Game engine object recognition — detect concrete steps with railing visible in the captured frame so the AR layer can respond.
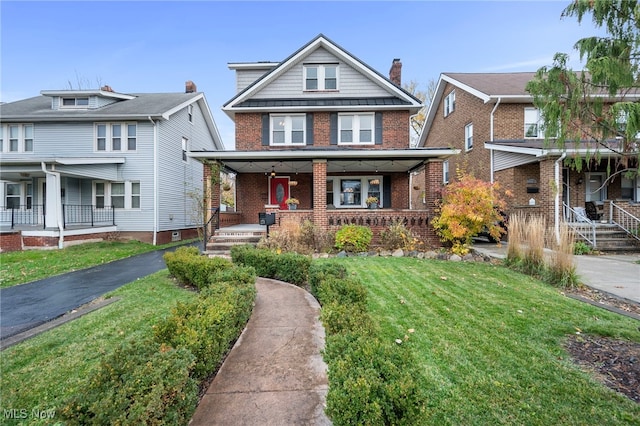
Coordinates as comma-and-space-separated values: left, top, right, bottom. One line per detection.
575, 223, 640, 252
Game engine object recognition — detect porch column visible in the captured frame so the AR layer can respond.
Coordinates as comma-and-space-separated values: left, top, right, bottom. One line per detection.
44, 172, 61, 229
204, 161, 221, 231
539, 158, 555, 226
423, 160, 444, 246
312, 159, 327, 230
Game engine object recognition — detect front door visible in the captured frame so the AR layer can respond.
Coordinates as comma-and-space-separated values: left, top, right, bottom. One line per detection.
269, 177, 289, 210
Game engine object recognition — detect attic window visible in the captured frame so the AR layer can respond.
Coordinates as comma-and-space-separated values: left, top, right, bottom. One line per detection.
61, 97, 89, 107
304, 64, 338, 91
444, 90, 455, 117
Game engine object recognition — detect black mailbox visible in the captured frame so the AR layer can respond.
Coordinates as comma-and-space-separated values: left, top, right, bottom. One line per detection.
259, 212, 276, 226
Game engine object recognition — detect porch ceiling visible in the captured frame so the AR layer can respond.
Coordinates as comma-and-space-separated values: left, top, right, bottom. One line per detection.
189, 148, 458, 174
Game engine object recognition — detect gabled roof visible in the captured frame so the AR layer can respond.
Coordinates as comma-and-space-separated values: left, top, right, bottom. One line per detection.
223, 34, 422, 119
417, 72, 537, 147
0, 91, 224, 150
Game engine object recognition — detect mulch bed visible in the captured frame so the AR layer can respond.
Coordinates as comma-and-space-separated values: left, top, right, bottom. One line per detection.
564, 287, 640, 404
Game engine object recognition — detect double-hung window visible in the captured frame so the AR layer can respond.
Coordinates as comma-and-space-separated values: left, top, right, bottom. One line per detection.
94, 181, 141, 209
524, 108, 543, 138
327, 176, 384, 208
271, 115, 305, 145
96, 123, 137, 152
339, 113, 373, 145
182, 137, 188, 162
304, 64, 338, 91
465, 123, 473, 151
188, 104, 193, 123
1, 124, 34, 153
5, 183, 21, 208
444, 90, 456, 117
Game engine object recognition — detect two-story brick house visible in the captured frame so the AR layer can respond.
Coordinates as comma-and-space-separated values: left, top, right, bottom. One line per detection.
191, 34, 458, 245
418, 72, 640, 248
0, 82, 224, 251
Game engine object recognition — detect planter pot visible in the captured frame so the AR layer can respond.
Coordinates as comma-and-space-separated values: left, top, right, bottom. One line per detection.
368, 204, 378, 209
288, 204, 297, 210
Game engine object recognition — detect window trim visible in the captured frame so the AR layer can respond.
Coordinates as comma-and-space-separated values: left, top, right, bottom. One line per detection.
95, 122, 137, 152
465, 123, 473, 151
443, 160, 450, 184
93, 181, 141, 210
188, 104, 193, 123
327, 175, 383, 208
60, 97, 89, 108
1, 124, 34, 153
303, 63, 339, 91
182, 137, 189, 162
270, 114, 306, 146
337, 113, 375, 145
444, 90, 456, 117
524, 107, 543, 138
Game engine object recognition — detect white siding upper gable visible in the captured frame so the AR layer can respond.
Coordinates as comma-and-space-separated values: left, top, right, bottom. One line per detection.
251, 47, 390, 100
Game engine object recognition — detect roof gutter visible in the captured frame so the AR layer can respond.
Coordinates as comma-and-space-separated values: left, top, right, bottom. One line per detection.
41, 162, 64, 249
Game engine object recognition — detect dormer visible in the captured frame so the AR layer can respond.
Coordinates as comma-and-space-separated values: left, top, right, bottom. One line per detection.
40, 86, 136, 111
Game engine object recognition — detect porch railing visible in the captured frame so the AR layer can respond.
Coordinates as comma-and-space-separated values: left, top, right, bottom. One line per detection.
63, 205, 115, 227
609, 201, 640, 243
563, 203, 597, 247
0, 205, 45, 229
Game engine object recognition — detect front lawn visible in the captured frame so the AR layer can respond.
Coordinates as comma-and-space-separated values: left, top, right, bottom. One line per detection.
340, 257, 640, 425
0, 271, 198, 425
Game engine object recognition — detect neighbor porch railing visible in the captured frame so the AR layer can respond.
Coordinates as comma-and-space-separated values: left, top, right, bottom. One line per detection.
0, 205, 45, 229
609, 201, 640, 243
563, 203, 597, 247
63, 204, 115, 227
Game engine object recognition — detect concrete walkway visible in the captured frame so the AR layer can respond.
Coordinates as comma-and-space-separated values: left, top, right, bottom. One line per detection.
472, 241, 640, 304
190, 278, 331, 426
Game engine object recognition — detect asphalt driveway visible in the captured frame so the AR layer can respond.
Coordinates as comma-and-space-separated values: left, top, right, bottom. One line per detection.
0, 243, 199, 340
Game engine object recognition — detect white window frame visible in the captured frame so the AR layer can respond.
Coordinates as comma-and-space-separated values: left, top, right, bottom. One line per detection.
188, 104, 193, 123
270, 115, 306, 146
465, 123, 473, 151
1, 124, 34, 153
60, 97, 89, 108
327, 176, 383, 208
93, 181, 140, 209
4, 183, 22, 208
338, 113, 374, 145
443, 160, 450, 184
524, 107, 543, 138
182, 137, 189, 162
95, 122, 137, 152
444, 90, 456, 117
304, 64, 339, 91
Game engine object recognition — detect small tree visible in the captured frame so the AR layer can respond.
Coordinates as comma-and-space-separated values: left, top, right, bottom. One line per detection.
431, 170, 510, 255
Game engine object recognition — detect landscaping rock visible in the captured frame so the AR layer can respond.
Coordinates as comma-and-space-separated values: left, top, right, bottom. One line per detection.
392, 249, 404, 257
449, 254, 462, 262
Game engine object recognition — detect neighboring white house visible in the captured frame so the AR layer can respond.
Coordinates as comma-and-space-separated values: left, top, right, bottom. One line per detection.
0, 82, 224, 250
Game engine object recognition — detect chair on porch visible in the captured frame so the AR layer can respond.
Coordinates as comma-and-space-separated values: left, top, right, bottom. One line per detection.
584, 201, 602, 221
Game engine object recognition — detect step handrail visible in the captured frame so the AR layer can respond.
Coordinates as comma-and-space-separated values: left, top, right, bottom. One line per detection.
563, 203, 597, 247
610, 202, 640, 243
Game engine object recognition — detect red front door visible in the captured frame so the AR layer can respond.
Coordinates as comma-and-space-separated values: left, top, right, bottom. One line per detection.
270, 177, 289, 210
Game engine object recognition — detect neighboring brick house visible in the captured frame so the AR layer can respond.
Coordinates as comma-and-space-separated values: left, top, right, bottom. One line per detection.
418, 72, 640, 240
191, 34, 458, 245
0, 82, 224, 251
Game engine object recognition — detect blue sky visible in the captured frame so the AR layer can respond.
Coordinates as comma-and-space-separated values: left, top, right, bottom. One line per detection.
1, 1, 603, 148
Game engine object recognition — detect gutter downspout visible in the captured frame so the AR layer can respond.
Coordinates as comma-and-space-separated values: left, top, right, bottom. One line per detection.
149, 116, 158, 245
554, 153, 567, 244
41, 162, 64, 249
489, 98, 501, 184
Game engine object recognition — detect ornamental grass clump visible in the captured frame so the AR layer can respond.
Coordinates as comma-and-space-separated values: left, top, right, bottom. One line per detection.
545, 223, 578, 288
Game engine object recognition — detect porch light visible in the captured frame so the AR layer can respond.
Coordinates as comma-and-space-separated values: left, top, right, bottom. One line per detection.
270, 166, 276, 177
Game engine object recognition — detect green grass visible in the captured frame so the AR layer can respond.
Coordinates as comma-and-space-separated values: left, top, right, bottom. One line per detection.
338, 256, 640, 425
0, 271, 197, 425
0, 239, 197, 288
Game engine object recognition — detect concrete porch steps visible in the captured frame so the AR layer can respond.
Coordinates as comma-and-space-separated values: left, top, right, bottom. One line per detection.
204, 226, 267, 257
575, 223, 640, 252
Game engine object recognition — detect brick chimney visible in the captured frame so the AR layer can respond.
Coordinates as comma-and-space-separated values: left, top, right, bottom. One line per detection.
389, 59, 402, 86
185, 80, 197, 93
100, 85, 114, 92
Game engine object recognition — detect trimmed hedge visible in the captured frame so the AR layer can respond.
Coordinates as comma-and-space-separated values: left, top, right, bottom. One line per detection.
62, 247, 257, 425
61, 340, 198, 425
310, 261, 427, 425
230, 244, 311, 286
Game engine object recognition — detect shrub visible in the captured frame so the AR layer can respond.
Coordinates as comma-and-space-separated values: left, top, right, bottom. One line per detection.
320, 302, 376, 336
61, 340, 198, 425
573, 240, 592, 255
335, 224, 373, 253
164, 246, 233, 290
154, 278, 256, 380
316, 275, 368, 309
323, 333, 427, 426
380, 220, 421, 251
308, 261, 347, 297
300, 219, 335, 253
231, 245, 311, 286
